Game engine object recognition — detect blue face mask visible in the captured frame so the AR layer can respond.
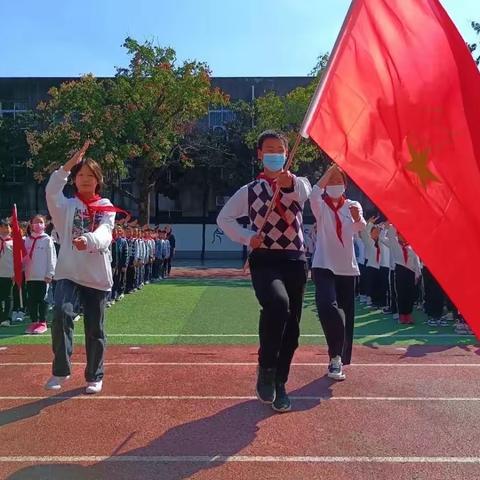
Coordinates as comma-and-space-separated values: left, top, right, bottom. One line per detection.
263, 153, 286, 172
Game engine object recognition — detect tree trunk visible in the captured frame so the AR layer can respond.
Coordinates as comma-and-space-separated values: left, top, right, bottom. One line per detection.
138, 187, 151, 225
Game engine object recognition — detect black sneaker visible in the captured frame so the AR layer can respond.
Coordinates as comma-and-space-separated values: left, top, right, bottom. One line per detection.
256, 367, 276, 404
272, 383, 291, 413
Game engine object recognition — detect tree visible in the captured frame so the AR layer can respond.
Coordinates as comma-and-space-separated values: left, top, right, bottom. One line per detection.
468, 21, 480, 65
27, 37, 227, 223
237, 52, 331, 180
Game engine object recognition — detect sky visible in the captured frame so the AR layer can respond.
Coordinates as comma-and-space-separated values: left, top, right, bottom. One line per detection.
1, 0, 478, 77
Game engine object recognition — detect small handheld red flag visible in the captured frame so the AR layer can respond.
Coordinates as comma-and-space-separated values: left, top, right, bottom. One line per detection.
11, 204, 26, 290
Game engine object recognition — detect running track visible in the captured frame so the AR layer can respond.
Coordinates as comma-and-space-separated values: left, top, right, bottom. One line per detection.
1, 344, 480, 479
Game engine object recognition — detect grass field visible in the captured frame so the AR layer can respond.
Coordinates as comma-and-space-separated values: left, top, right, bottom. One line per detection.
0, 278, 476, 347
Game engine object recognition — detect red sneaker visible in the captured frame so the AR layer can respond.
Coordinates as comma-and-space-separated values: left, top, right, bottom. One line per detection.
405, 314, 415, 324
25, 322, 39, 334
32, 322, 48, 334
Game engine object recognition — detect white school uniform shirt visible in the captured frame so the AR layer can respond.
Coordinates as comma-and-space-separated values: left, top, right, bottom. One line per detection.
23, 233, 57, 281
0, 236, 13, 278
309, 186, 366, 276
360, 223, 381, 269
382, 225, 422, 278
46, 168, 115, 291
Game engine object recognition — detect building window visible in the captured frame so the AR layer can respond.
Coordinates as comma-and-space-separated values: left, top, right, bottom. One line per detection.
208, 108, 235, 129
0, 101, 29, 119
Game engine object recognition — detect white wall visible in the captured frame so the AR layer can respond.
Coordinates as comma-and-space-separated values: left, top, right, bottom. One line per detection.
171, 223, 315, 255
172, 224, 243, 253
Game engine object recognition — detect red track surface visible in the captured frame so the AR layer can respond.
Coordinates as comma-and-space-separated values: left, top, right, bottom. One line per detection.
1, 345, 480, 479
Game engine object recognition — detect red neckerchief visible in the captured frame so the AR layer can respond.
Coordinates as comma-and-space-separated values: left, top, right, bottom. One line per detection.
0, 236, 12, 256
257, 173, 288, 222
28, 234, 46, 259
322, 193, 346, 246
374, 239, 381, 263
75, 193, 128, 232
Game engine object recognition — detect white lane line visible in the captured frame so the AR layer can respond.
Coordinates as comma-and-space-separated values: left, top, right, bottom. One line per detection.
1, 362, 480, 367
0, 333, 475, 338
0, 455, 479, 464
0, 395, 480, 401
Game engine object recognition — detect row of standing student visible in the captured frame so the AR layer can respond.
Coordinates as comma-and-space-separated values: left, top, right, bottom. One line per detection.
109, 225, 174, 306
354, 221, 471, 333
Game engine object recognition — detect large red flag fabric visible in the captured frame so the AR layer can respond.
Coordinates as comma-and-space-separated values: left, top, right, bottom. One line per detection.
11, 205, 26, 290
301, 0, 480, 336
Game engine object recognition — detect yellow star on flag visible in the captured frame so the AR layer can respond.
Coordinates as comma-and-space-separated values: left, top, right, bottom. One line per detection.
406, 141, 440, 189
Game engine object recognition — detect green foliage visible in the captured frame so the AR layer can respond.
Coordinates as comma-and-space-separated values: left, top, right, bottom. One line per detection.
468, 21, 480, 65
26, 37, 228, 221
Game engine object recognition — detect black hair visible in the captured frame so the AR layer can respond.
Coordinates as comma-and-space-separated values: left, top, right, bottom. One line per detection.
256, 130, 289, 151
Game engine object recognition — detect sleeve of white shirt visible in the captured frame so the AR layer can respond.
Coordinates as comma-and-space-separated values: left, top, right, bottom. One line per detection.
309, 185, 324, 222
83, 211, 115, 252
46, 237, 57, 279
45, 168, 70, 238
281, 176, 312, 204
217, 185, 255, 247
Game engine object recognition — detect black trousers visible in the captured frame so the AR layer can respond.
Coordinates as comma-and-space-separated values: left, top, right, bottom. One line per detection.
388, 270, 398, 313
250, 260, 307, 384
423, 268, 444, 319
358, 262, 367, 296
126, 265, 136, 292
166, 253, 174, 275
376, 267, 390, 308
51, 279, 108, 382
0, 277, 12, 322
312, 268, 356, 365
112, 269, 126, 299
12, 276, 26, 312
26, 280, 48, 322
395, 265, 416, 315
365, 266, 380, 303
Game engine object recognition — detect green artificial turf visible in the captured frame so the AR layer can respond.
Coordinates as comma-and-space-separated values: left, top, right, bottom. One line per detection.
0, 278, 476, 347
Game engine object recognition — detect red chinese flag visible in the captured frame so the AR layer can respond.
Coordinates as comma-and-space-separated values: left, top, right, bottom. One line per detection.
11, 205, 26, 289
301, 0, 480, 335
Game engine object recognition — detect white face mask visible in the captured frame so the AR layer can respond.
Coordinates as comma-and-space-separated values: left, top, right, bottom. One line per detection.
325, 185, 345, 199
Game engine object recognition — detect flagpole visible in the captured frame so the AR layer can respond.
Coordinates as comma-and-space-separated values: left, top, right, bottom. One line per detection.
243, 133, 303, 272
300, 0, 358, 138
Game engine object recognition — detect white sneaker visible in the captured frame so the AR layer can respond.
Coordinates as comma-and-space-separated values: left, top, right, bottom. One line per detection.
45, 375, 70, 390
327, 356, 346, 381
85, 380, 103, 394
118, 294, 125, 300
